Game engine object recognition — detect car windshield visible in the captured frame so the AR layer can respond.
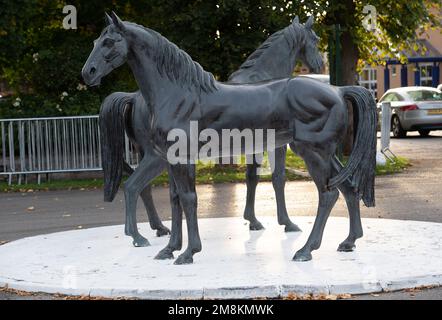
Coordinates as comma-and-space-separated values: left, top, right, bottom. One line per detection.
406, 90, 442, 101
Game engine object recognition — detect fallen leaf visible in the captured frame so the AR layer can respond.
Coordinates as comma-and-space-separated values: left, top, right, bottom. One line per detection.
285, 292, 300, 300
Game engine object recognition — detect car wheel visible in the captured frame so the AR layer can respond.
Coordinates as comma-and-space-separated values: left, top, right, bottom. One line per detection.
418, 129, 430, 137
392, 116, 407, 138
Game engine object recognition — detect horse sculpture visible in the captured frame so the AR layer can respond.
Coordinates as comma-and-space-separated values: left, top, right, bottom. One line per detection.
82, 13, 377, 264
99, 16, 319, 247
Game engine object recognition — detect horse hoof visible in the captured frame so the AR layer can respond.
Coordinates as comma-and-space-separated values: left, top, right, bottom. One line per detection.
249, 220, 265, 231
284, 223, 302, 233
174, 254, 193, 265
132, 236, 150, 247
155, 248, 174, 260
156, 227, 171, 237
337, 241, 356, 252
293, 250, 312, 262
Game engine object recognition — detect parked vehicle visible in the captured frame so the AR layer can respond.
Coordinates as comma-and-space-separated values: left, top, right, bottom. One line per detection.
377, 86, 442, 138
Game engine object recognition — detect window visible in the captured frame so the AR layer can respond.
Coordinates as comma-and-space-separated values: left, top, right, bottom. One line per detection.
406, 90, 442, 101
358, 67, 377, 98
380, 93, 403, 103
381, 93, 392, 102
419, 63, 433, 87
391, 93, 403, 101
381, 93, 394, 102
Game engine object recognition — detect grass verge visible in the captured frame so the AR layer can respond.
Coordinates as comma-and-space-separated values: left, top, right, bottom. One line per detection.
0, 151, 410, 192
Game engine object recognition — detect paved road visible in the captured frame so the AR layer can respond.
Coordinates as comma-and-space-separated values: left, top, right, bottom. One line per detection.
1, 131, 441, 300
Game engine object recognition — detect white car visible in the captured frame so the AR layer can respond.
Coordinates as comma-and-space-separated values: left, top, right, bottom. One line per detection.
377, 86, 442, 138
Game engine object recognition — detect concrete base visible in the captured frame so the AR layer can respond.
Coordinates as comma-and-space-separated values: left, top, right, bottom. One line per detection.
0, 216, 441, 299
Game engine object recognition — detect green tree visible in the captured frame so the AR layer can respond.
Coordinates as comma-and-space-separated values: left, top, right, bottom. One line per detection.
0, 0, 139, 117
0, 0, 440, 118
0, 0, 298, 116
125, 0, 300, 81
301, 0, 441, 85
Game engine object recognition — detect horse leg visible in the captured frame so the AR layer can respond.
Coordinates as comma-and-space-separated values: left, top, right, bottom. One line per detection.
270, 146, 301, 232
336, 176, 363, 252
243, 157, 264, 230
292, 146, 339, 262
139, 184, 171, 237
155, 172, 183, 260
124, 156, 164, 247
168, 164, 201, 265
123, 160, 170, 237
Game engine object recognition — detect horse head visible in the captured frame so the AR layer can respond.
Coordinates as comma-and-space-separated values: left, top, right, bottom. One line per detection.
82, 12, 129, 86
295, 15, 323, 74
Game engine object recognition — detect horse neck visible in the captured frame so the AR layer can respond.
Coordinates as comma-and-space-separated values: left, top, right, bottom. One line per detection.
230, 36, 300, 83
127, 46, 186, 118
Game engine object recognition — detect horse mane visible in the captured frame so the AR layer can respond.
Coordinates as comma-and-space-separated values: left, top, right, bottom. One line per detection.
235, 22, 306, 72
127, 23, 217, 93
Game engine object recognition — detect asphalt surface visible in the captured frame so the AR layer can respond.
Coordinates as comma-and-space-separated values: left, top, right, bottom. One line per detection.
1, 131, 441, 300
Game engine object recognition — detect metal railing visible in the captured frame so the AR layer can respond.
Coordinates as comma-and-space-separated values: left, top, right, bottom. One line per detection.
0, 115, 139, 184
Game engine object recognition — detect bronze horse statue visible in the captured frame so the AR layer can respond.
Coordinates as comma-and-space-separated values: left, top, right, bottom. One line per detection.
99, 16, 316, 246
83, 13, 376, 264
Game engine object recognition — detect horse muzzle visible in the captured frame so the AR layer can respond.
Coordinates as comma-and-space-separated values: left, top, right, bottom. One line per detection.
81, 63, 102, 86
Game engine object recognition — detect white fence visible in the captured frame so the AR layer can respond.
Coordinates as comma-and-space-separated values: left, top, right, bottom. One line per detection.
2, 102, 395, 184
0, 115, 139, 184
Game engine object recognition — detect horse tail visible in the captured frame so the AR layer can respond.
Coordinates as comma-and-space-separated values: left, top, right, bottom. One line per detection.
99, 92, 135, 202
328, 86, 377, 207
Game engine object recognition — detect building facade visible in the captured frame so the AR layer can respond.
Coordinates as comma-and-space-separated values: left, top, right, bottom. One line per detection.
359, 27, 442, 100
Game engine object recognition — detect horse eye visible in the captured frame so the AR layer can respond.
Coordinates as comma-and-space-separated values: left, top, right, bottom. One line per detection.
103, 38, 115, 47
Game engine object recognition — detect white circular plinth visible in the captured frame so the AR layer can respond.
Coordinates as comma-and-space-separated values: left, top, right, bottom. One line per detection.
0, 217, 441, 299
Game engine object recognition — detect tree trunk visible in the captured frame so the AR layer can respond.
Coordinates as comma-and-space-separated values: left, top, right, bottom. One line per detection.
340, 28, 359, 155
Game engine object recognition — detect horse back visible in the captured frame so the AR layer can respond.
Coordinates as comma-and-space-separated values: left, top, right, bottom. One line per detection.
287, 77, 345, 123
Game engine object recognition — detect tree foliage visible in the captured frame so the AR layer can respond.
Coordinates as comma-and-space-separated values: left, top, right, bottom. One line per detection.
0, 0, 440, 117
300, 0, 441, 84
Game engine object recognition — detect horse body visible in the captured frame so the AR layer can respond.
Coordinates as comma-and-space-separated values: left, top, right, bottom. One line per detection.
205, 77, 343, 132
100, 17, 316, 243
146, 76, 346, 162
84, 13, 376, 264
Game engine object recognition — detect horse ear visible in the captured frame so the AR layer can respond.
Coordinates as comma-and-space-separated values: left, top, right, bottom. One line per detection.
105, 12, 113, 26
111, 11, 125, 32
305, 15, 314, 29
292, 16, 299, 24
